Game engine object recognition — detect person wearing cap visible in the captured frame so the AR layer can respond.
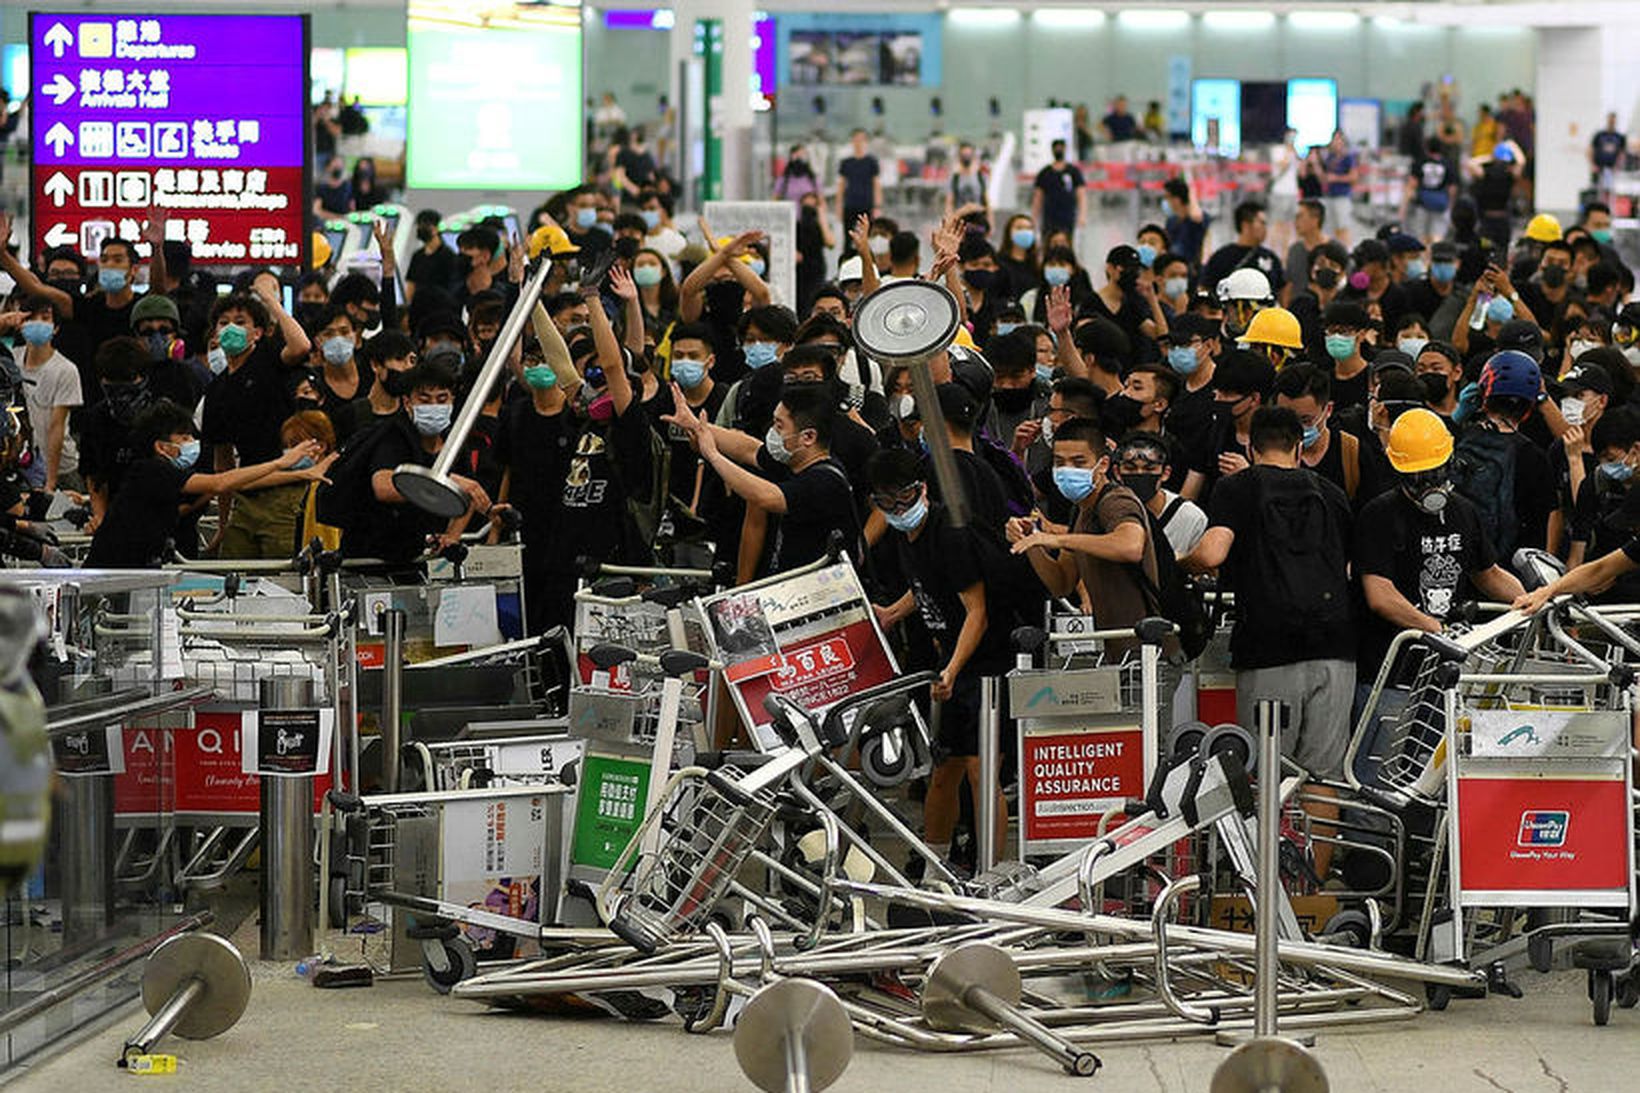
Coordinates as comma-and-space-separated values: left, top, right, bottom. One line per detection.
1087, 243, 1167, 349
1384, 233, 1427, 289
405, 210, 455, 304
1450, 350, 1556, 561
1201, 201, 1285, 299
1403, 136, 1458, 245
1547, 361, 1612, 555
129, 292, 207, 410
1463, 139, 1525, 253
1356, 407, 1524, 708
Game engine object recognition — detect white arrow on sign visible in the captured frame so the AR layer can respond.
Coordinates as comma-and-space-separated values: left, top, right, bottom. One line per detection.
43, 23, 72, 59
44, 223, 76, 248
43, 172, 73, 207
44, 74, 75, 106
43, 122, 73, 156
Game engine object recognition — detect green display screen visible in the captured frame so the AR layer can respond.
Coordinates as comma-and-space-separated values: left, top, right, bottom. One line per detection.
570, 753, 651, 871
406, 20, 583, 190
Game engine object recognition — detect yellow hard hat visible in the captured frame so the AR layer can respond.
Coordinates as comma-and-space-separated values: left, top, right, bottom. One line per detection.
1241, 306, 1304, 350
1524, 213, 1562, 243
528, 224, 580, 260
1386, 407, 1455, 473
310, 232, 331, 270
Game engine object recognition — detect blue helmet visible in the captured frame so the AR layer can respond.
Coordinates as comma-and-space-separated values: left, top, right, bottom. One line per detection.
1479, 349, 1541, 402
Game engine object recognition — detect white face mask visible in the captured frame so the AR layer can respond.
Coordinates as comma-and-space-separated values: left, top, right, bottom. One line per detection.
1560, 396, 1586, 427
1568, 339, 1600, 362
1040, 414, 1056, 444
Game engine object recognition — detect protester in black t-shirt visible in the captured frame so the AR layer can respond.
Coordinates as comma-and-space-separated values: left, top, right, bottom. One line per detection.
406, 209, 457, 303
86, 400, 322, 568
1031, 140, 1086, 237
834, 129, 882, 252
80, 338, 159, 532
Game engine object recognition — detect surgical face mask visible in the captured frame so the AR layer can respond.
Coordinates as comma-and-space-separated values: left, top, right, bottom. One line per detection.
289, 455, 316, 471
633, 264, 663, 288
98, 267, 128, 294
1398, 337, 1428, 358
744, 342, 779, 369
1052, 465, 1096, 503
748, 258, 767, 278
1485, 296, 1515, 324
1301, 423, 1323, 449
671, 358, 707, 388
892, 393, 916, 421
1324, 333, 1356, 361
640, 209, 661, 230
765, 424, 796, 464
995, 322, 1019, 337
1121, 470, 1162, 504
883, 496, 928, 533
1043, 266, 1072, 288
1540, 264, 1567, 289
575, 206, 598, 230
1430, 261, 1457, 284
1163, 276, 1189, 298
1626, 345, 1640, 368
218, 323, 250, 356
1167, 344, 1199, 375
1312, 267, 1341, 291
1560, 396, 1586, 426
1136, 243, 1157, 268
1599, 459, 1634, 482
522, 365, 558, 390
207, 346, 229, 375
1569, 339, 1600, 362
1592, 228, 1614, 246
1035, 363, 1055, 384
20, 321, 53, 348
1405, 259, 1427, 281
868, 235, 891, 256
412, 403, 453, 437
1011, 228, 1036, 251
321, 336, 354, 367
169, 439, 200, 471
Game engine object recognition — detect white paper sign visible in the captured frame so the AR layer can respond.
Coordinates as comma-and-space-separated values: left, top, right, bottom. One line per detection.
703, 200, 797, 311
434, 584, 501, 648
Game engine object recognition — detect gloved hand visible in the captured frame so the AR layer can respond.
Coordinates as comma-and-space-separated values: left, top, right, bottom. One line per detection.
1452, 381, 1482, 425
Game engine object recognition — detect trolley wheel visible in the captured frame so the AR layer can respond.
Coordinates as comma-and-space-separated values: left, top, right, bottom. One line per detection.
1425, 983, 1451, 1012
1203, 723, 1257, 773
859, 729, 915, 788
1320, 909, 1372, 950
1592, 969, 1613, 1026
328, 877, 348, 929
1164, 721, 1208, 763
421, 936, 476, 995
1619, 975, 1640, 1010
1527, 932, 1555, 974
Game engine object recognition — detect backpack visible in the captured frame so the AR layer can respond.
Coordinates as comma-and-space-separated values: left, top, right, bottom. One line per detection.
1247, 468, 1352, 632
1450, 425, 1520, 560
972, 429, 1038, 518
1128, 504, 1212, 660
314, 417, 397, 533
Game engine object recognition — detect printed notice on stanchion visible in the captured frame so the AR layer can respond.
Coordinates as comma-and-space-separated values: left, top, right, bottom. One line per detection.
1018, 724, 1145, 850
240, 708, 333, 778
699, 562, 905, 752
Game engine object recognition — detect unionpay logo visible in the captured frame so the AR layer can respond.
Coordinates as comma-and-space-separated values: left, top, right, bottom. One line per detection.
1517, 810, 1569, 848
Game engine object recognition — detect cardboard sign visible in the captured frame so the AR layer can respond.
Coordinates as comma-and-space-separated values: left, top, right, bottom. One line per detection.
1456, 776, 1631, 900
1018, 725, 1145, 846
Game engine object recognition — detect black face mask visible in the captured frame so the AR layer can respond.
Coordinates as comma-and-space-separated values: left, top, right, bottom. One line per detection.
1540, 264, 1568, 289
1117, 269, 1140, 292
1120, 470, 1162, 504
48, 277, 83, 297
613, 236, 640, 260
1313, 267, 1341, 290
704, 280, 745, 315
294, 396, 324, 412
382, 369, 413, 398
294, 301, 325, 328
1102, 393, 1146, 432
991, 386, 1036, 414
456, 254, 474, 276
1421, 373, 1450, 402
801, 205, 819, 223
962, 269, 995, 292
416, 225, 436, 242
101, 380, 151, 424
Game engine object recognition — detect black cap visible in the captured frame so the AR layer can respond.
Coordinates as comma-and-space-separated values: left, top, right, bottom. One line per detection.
1370, 349, 1416, 377
935, 382, 978, 430
1430, 241, 1459, 262
417, 311, 467, 343
1385, 232, 1425, 254
1352, 239, 1390, 266
1617, 302, 1640, 329
1561, 362, 1614, 395
1496, 319, 1544, 362
1106, 244, 1141, 268
1166, 312, 1220, 342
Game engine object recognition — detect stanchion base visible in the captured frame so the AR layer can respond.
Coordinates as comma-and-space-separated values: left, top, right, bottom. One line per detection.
391, 464, 469, 519
1214, 1029, 1317, 1048
1211, 1036, 1328, 1093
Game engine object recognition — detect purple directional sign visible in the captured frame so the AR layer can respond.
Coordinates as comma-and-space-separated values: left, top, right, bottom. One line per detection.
29, 13, 309, 266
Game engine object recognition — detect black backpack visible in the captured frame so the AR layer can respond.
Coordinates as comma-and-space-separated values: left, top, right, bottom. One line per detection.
1247, 467, 1352, 632
314, 417, 397, 533
971, 430, 1038, 519
1450, 424, 1520, 561
1128, 503, 1212, 660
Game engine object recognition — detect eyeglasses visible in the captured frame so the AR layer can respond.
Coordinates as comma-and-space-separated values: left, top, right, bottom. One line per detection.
870, 484, 923, 515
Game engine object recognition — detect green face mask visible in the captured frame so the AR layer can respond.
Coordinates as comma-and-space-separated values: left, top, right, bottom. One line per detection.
1325, 333, 1356, 361
1591, 228, 1614, 245
522, 365, 558, 390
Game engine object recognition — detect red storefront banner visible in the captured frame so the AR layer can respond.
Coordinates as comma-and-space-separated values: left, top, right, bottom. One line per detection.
1019, 725, 1145, 845
1456, 776, 1630, 894
114, 710, 331, 818
724, 620, 895, 731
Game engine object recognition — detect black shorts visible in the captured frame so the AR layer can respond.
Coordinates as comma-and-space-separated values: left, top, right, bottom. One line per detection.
934, 672, 1010, 760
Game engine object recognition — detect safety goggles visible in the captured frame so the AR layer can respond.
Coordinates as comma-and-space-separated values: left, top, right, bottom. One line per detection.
869, 483, 924, 516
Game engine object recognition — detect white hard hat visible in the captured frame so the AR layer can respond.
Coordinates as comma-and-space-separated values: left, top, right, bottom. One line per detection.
1217, 267, 1273, 303
838, 255, 864, 284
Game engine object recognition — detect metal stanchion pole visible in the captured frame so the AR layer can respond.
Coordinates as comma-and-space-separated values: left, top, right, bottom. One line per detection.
59, 774, 114, 946
381, 608, 405, 794
259, 678, 315, 961
977, 676, 1002, 875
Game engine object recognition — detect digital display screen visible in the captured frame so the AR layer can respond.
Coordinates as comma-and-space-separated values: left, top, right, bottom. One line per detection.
2, 44, 28, 101
786, 31, 921, 86
1287, 78, 1339, 153
406, 14, 582, 190
29, 13, 308, 265
1192, 78, 1241, 158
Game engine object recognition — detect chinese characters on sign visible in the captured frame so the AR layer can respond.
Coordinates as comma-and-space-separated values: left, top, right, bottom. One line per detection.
30, 14, 307, 265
